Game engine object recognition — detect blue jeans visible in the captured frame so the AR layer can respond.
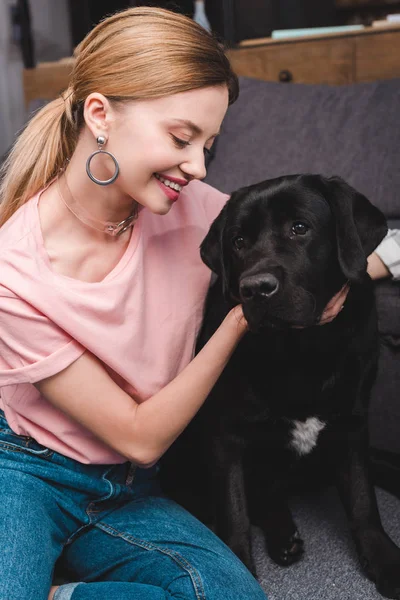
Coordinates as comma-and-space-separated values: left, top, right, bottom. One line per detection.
0, 410, 267, 600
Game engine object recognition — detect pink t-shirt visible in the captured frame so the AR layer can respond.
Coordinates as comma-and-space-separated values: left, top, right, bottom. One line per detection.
0, 180, 228, 464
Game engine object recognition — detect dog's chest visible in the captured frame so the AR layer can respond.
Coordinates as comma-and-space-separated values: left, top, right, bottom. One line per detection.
289, 417, 326, 456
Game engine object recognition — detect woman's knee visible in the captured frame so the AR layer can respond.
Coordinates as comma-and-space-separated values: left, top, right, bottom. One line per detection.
169, 553, 267, 600
202, 565, 267, 600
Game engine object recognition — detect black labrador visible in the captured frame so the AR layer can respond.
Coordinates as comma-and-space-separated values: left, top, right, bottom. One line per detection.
160, 174, 400, 599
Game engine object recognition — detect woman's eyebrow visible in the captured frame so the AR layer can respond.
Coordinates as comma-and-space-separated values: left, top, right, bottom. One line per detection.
169, 118, 220, 138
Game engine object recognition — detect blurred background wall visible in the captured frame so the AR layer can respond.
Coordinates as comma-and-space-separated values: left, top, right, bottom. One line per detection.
30, 0, 71, 61
0, 1, 25, 158
2, 0, 400, 158
0, 0, 72, 157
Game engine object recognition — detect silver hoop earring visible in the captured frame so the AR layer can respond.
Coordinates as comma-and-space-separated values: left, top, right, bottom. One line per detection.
86, 136, 120, 186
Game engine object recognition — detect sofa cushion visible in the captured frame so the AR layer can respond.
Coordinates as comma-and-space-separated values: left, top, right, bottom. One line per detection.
205, 77, 400, 219
375, 279, 400, 340
370, 339, 400, 454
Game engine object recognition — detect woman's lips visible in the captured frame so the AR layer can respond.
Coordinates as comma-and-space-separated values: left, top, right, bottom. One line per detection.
155, 177, 181, 202
157, 173, 188, 186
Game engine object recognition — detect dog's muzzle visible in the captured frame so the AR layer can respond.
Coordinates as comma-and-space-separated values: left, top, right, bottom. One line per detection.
239, 273, 280, 302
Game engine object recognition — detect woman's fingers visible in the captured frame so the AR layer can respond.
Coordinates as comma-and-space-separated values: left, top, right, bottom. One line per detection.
319, 283, 350, 325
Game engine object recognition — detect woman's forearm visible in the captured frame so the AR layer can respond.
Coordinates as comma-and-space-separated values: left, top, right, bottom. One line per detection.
131, 306, 247, 466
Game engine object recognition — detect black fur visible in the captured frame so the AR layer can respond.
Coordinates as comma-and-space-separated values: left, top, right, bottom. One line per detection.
160, 174, 400, 599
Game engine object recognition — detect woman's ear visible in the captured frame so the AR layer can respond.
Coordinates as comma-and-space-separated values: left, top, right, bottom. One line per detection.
83, 93, 113, 140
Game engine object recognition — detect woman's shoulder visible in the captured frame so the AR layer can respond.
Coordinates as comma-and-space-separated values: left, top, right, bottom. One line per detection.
180, 179, 229, 223
0, 196, 40, 294
0, 196, 37, 257
185, 179, 228, 202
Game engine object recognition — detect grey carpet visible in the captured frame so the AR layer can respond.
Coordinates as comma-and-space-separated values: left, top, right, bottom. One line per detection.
254, 487, 400, 600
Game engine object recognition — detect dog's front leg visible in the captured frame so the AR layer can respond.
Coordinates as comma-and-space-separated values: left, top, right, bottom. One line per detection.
212, 437, 256, 576
332, 420, 400, 599
245, 452, 304, 566
253, 487, 304, 566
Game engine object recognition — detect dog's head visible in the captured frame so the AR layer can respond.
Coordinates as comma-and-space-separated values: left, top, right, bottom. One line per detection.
200, 174, 387, 331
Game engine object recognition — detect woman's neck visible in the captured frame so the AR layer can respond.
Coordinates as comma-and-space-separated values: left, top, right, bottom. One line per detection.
57, 175, 137, 237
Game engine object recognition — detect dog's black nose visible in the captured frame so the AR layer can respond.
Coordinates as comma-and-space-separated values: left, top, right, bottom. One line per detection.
240, 274, 279, 300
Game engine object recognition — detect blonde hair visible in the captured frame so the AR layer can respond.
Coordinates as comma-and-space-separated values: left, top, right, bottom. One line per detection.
0, 7, 238, 226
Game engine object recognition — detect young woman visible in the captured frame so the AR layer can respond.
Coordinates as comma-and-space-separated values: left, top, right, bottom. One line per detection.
0, 7, 353, 600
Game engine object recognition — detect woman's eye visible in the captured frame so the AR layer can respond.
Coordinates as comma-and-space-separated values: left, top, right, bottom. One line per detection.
291, 222, 309, 236
204, 147, 212, 157
233, 236, 245, 250
171, 134, 190, 149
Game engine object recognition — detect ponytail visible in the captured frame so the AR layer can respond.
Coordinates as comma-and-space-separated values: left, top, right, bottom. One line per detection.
0, 7, 238, 227
0, 89, 78, 227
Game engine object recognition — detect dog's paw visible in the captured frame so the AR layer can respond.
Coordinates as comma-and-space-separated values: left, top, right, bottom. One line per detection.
375, 565, 400, 600
268, 530, 305, 567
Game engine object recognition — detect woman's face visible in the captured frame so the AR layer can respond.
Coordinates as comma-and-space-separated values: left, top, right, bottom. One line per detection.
101, 85, 229, 215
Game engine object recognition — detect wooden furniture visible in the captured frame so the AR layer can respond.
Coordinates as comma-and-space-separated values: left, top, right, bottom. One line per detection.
22, 58, 74, 108
226, 24, 400, 85
22, 23, 400, 108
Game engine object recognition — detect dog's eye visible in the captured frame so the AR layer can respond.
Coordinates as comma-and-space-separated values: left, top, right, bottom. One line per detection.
232, 236, 245, 250
291, 222, 309, 236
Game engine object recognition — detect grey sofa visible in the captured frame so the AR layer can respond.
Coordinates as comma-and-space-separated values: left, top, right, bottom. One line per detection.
204, 76, 400, 600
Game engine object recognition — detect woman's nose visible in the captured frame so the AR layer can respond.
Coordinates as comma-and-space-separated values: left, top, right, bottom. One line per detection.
180, 149, 207, 181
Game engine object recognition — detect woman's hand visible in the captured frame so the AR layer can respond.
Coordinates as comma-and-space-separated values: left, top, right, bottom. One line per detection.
318, 283, 350, 325
48, 586, 60, 600
231, 295, 349, 331
319, 249, 391, 325
228, 304, 249, 336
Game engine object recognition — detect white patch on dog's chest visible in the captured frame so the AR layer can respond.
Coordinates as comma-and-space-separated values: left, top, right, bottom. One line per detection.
289, 417, 326, 456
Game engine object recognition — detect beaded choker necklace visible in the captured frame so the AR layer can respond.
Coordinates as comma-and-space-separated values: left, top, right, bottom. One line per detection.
57, 176, 137, 237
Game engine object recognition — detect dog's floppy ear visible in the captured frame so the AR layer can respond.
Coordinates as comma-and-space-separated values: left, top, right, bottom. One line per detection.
325, 176, 387, 283
200, 200, 232, 297
200, 202, 228, 273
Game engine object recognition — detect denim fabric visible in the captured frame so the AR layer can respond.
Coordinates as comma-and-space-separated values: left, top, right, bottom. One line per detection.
0, 410, 267, 600
53, 583, 81, 600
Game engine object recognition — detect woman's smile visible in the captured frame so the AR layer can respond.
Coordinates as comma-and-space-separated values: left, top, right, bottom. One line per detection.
154, 174, 182, 202
154, 172, 189, 203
